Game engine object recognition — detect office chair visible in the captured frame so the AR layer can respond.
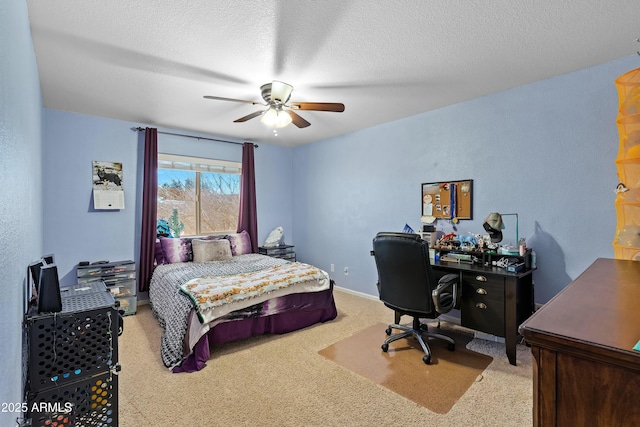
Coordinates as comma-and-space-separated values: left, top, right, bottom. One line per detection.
371, 232, 459, 364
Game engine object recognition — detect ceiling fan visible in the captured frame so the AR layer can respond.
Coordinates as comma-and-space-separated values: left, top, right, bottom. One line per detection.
204, 81, 345, 129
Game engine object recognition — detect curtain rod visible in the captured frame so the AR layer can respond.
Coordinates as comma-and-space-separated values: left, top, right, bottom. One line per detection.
132, 127, 258, 148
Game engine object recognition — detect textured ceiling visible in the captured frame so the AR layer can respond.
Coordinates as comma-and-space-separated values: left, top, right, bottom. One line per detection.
26, 0, 640, 147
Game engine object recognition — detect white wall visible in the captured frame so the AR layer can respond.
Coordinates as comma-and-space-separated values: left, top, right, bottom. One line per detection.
0, 1, 44, 423
292, 56, 639, 304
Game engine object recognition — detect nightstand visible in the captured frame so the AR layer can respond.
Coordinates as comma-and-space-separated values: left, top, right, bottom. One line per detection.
258, 245, 296, 261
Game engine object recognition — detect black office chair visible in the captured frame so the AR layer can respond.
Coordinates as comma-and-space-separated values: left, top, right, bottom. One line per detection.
371, 232, 459, 364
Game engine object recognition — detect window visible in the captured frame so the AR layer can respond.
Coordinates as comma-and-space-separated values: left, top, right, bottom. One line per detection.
157, 154, 241, 236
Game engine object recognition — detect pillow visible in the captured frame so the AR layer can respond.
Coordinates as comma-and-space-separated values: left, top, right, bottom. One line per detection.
200, 234, 224, 241
154, 240, 166, 265
192, 239, 232, 262
159, 237, 194, 263
225, 230, 252, 256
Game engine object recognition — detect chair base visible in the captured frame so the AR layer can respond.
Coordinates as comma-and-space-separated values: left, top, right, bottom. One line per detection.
381, 318, 455, 364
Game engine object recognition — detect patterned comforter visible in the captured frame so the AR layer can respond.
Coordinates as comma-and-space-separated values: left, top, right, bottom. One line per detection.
149, 254, 330, 369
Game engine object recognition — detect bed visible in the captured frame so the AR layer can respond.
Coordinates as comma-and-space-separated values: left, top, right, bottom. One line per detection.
148, 232, 337, 372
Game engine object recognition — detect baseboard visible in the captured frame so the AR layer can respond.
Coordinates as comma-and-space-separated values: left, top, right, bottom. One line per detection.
473, 331, 506, 343
333, 285, 379, 301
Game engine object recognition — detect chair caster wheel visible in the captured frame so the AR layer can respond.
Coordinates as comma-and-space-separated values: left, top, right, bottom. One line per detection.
381, 343, 389, 352
385, 327, 392, 335
448, 343, 455, 351
422, 355, 431, 364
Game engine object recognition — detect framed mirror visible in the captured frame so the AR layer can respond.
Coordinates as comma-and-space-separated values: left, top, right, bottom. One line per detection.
421, 179, 473, 220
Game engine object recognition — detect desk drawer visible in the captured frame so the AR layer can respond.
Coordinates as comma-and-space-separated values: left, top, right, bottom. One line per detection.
461, 273, 505, 337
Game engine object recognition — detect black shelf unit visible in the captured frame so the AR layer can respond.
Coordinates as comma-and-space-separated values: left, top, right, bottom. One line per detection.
258, 245, 296, 261
23, 282, 120, 427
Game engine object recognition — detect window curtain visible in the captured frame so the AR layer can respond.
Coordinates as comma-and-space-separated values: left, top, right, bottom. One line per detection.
139, 127, 158, 292
237, 142, 258, 252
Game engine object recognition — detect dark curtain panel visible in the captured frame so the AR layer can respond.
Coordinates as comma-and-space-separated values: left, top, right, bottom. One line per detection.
237, 142, 258, 252
139, 127, 158, 292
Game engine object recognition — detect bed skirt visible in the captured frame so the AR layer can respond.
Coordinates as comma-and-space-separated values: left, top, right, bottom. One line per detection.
172, 284, 337, 373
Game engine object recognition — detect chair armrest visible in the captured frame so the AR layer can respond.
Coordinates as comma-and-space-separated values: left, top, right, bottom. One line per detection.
432, 273, 459, 314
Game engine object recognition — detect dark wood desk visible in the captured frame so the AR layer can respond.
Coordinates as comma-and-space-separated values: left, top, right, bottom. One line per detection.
431, 260, 534, 366
519, 258, 640, 426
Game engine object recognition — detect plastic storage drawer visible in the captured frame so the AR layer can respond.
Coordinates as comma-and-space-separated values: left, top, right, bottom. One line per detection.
117, 295, 137, 316
107, 279, 136, 298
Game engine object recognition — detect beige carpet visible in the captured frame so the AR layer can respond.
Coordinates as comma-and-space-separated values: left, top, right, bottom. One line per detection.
319, 322, 493, 414
118, 288, 533, 426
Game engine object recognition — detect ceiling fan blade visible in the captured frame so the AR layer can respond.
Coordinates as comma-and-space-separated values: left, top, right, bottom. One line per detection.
289, 102, 345, 112
204, 95, 262, 106
286, 110, 311, 128
234, 110, 265, 123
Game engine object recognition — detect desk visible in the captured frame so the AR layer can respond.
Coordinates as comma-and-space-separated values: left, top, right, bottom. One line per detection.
519, 258, 640, 426
431, 260, 534, 365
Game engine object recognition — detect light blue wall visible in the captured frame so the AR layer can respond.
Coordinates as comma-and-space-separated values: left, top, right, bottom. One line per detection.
42, 110, 293, 287
6, 0, 637, 418
293, 56, 640, 304
0, 0, 44, 422
43, 111, 140, 284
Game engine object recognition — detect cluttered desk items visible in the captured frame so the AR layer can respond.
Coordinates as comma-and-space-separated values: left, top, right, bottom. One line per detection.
423, 212, 534, 274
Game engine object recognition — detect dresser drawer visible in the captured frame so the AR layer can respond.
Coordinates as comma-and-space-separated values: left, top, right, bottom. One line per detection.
460, 273, 505, 337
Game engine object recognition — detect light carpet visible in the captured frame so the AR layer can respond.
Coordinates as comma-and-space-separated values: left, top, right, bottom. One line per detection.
118, 288, 533, 426
318, 322, 493, 414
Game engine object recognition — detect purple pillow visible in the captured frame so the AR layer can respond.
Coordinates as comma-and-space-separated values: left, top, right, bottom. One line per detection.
159, 237, 194, 263
225, 230, 252, 256
154, 240, 166, 265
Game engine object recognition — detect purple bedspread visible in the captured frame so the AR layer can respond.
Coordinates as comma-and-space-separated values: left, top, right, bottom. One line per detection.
173, 281, 337, 372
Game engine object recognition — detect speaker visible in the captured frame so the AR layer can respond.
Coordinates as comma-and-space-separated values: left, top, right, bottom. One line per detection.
37, 264, 62, 314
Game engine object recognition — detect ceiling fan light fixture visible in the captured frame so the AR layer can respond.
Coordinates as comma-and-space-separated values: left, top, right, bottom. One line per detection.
261, 107, 292, 128
270, 81, 293, 104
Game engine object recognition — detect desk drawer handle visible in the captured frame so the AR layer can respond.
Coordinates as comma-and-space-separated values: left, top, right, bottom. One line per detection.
476, 303, 487, 309
476, 288, 487, 295
476, 275, 487, 282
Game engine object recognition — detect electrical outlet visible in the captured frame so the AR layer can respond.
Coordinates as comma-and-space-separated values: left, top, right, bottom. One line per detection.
344, 267, 349, 275
330, 264, 335, 272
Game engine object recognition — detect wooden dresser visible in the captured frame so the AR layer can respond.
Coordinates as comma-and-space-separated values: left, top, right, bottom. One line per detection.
519, 258, 640, 426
